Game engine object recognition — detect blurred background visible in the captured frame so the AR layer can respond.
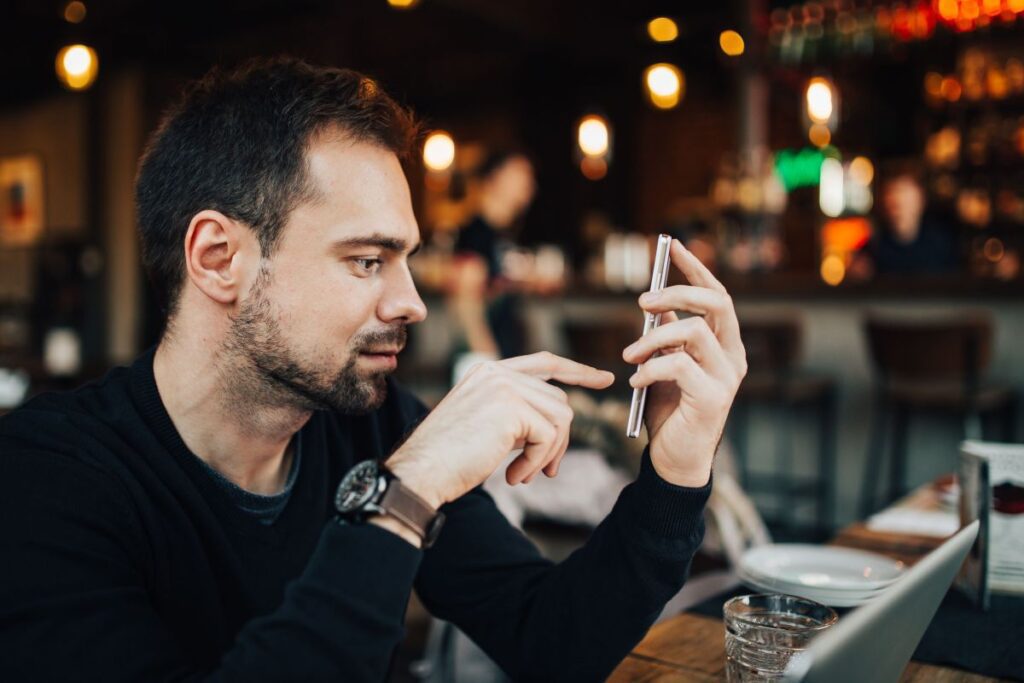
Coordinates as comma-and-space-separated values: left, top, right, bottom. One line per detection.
1, 0, 1022, 573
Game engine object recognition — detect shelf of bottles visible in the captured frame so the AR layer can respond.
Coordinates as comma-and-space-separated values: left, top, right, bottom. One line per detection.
923, 43, 1024, 280
767, 1, 1024, 67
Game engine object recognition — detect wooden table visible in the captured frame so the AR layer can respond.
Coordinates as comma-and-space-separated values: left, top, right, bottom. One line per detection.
608, 483, 1010, 682
607, 612, 1004, 682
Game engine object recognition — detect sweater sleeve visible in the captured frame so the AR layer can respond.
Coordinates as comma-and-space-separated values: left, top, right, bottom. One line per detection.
415, 448, 711, 682
0, 449, 422, 682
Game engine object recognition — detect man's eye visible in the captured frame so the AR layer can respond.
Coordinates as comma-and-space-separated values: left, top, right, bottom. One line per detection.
353, 257, 383, 274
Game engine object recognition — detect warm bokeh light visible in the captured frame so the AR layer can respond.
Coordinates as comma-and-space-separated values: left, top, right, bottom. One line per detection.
820, 253, 846, 286
924, 71, 943, 98
937, 0, 959, 21
63, 1, 86, 23
849, 156, 874, 186
644, 63, 684, 109
580, 156, 608, 181
647, 17, 678, 43
719, 30, 745, 57
55, 44, 99, 91
808, 123, 832, 148
984, 237, 1005, 262
422, 131, 455, 172
806, 77, 835, 124
577, 115, 610, 157
387, 0, 419, 8
819, 157, 845, 217
822, 217, 872, 253
940, 76, 963, 102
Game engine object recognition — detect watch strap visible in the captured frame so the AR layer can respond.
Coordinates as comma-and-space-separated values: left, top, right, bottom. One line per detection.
378, 475, 442, 546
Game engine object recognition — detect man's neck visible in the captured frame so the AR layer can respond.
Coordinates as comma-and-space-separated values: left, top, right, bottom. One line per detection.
153, 334, 311, 495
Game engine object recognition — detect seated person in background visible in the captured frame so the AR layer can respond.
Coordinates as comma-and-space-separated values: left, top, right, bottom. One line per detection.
854, 162, 959, 277
448, 152, 535, 369
0, 58, 748, 681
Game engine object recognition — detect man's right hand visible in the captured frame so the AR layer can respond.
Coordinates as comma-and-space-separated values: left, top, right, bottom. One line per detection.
386, 352, 614, 510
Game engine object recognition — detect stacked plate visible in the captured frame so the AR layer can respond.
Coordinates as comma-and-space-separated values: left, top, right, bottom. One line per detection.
737, 544, 906, 607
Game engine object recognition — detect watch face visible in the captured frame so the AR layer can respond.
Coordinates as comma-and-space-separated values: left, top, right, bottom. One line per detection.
335, 460, 382, 514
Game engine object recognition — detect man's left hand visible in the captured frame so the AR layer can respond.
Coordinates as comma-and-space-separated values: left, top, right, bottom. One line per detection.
622, 239, 747, 488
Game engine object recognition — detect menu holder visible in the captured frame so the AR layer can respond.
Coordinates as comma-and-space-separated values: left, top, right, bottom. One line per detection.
958, 440, 1024, 610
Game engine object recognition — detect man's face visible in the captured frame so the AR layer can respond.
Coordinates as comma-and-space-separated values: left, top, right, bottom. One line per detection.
881, 176, 925, 243
226, 135, 426, 415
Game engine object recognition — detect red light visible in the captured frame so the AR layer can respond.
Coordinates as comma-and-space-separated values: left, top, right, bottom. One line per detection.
892, 5, 913, 39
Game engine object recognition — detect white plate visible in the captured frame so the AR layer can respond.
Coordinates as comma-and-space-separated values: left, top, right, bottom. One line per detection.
740, 544, 905, 591
740, 562, 893, 595
737, 570, 883, 608
736, 569, 887, 600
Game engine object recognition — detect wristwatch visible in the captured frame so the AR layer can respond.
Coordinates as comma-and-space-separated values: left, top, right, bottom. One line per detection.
334, 459, 445, 548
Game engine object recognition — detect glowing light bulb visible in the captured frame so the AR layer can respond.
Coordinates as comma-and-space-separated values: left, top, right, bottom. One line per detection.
55, 44, 99, 91
647, 17, 678, 43
644, 63, 684, 109
422, 132, 455, 172
577, 115, 610, 157
806, 77, 835, 124
719, 30, 745, 57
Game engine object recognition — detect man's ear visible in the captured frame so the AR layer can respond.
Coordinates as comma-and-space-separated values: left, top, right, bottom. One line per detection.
183, 210, 256, 306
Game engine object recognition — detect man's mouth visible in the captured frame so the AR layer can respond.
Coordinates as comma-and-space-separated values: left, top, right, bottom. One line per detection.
357, 347, 402, 369
360, 347, 402, 356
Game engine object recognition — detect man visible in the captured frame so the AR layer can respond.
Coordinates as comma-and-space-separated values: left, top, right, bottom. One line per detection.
0, 58, 746, 681
862, 164, 959, 276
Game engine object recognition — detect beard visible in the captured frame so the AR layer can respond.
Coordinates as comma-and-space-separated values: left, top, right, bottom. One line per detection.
222, 268, 406, 415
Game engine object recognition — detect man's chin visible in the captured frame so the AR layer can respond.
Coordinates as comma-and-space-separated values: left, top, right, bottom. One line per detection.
331, 373, 389, 415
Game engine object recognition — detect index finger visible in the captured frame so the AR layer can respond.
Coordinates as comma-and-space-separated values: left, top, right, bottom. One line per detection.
671, 239, 727, 294
500, 352, 615, 389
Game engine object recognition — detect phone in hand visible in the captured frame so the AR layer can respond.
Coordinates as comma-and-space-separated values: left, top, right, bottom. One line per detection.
626, 233, 673, 438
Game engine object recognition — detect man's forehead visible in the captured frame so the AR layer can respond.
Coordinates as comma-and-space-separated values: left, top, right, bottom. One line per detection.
298, 136, 420, 246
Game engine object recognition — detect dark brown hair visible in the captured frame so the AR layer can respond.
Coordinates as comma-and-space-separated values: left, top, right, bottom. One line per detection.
135, 56, 420, 316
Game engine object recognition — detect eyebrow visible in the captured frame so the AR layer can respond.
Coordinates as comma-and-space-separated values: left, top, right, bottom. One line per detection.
330, 233, 422, 257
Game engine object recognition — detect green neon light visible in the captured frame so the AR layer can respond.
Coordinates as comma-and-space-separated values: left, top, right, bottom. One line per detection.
773, 146, 841, 191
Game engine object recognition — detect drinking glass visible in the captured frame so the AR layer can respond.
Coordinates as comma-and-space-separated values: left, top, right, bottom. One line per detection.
723, 593, 837, 682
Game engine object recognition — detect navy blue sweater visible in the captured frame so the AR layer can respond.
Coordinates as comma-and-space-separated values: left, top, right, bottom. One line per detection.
0, 348, 710, 681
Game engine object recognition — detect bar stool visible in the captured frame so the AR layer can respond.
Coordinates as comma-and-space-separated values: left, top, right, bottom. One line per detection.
859, 313, 1017, 517
728, 315, 838, 540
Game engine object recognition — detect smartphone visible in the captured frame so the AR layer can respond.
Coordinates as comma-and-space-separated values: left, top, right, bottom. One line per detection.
626, 233, 673, 438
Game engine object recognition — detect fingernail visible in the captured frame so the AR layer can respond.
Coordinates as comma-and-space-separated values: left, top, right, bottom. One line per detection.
641, 291, 660, 304
628, 373, 639, 387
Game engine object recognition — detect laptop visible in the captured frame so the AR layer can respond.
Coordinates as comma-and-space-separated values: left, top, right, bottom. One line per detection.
783, 520, 980, 683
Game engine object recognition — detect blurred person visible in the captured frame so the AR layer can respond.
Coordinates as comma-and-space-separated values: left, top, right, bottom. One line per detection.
447, 152, 536, 376
855, 163, 959, 277
0, 58, 748, 682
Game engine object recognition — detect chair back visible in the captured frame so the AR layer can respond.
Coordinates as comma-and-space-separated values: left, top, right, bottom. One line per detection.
864, 313, 993, 391
739, 315, 803, 381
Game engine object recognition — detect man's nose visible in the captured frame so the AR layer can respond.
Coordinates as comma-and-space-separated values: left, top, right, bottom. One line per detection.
379, 264, 427, 324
